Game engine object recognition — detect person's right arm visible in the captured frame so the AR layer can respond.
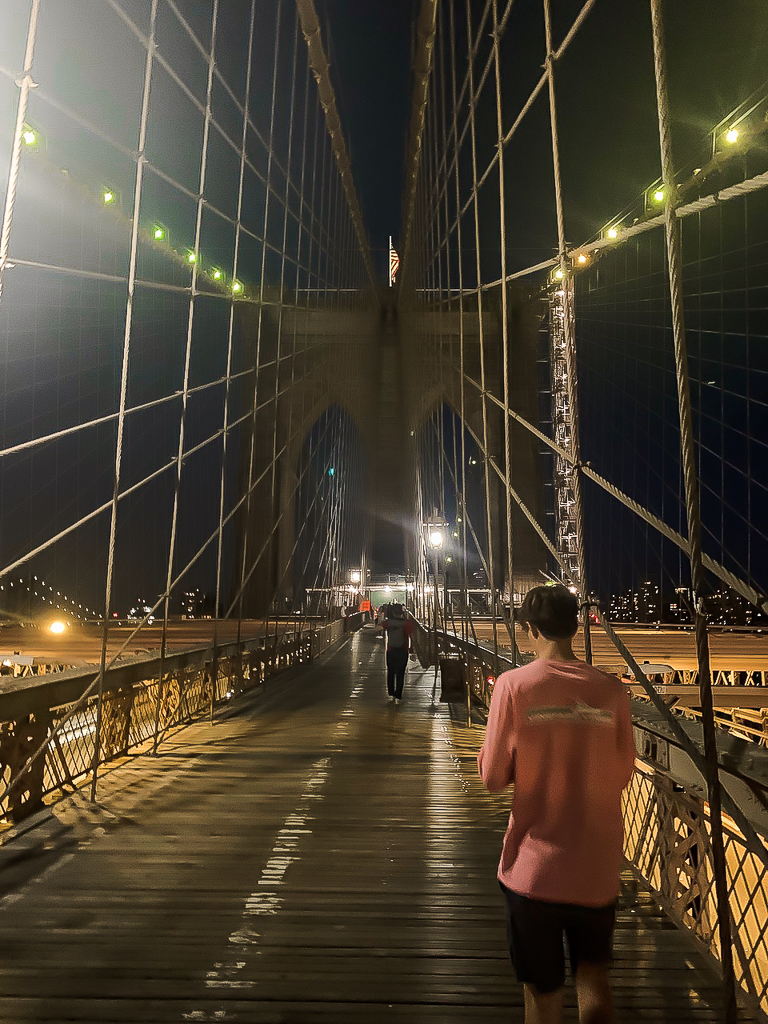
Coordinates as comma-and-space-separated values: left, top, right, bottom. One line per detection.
478, 679, 516, 792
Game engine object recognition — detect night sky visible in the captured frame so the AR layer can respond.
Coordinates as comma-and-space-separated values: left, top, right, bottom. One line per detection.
317, 0, 416, 277
318, 0, 768, 264
1, 0, 766, 618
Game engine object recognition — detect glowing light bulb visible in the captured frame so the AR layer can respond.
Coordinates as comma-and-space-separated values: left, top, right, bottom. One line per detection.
607, 227, 618, 239
212, 269, 222, 280
187, 251, 196, 264
577, 253, 588, 265
555, 268, 564, 279
725, 127, 739, 144
232, 281, 242, 293
153, 226, 165, 240
49, 621, 66, 634
653, 189, 664, 203
22, 128, 36, 146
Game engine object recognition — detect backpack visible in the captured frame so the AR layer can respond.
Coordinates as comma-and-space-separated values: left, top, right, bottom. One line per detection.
386, 613, 408, 649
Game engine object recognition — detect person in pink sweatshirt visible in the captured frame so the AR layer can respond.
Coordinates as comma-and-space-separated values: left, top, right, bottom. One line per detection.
478, 584, 636, 1024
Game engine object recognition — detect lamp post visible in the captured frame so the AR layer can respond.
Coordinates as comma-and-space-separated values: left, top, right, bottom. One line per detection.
428, 527, 444, 630
347, 569, 363, 624
426, 524, 445, 690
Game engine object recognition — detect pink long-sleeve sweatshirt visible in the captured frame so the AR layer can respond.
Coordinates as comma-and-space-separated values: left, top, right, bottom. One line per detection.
478, 658, 636, 907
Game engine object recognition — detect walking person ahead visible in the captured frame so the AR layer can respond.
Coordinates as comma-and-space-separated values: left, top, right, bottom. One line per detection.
478, 585, 636, 1024
382, 603, 413, 705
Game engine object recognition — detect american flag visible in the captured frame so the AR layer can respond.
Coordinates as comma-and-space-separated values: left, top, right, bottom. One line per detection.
389, 236, 400, 287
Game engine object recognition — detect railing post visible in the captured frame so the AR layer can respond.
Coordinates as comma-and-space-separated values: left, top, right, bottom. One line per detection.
649, 1, 737, 1018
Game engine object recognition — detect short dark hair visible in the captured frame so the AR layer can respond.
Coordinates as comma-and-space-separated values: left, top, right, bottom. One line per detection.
516, 584, 578, 640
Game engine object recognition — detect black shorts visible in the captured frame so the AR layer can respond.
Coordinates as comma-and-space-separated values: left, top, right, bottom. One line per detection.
499, 883, 616, 994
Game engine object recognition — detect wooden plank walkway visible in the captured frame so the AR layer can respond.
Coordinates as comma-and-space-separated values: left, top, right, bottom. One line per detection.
0, 625, 756, 1022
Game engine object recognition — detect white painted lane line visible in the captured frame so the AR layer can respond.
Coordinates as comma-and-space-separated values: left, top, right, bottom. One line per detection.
183, 674, 362, 1020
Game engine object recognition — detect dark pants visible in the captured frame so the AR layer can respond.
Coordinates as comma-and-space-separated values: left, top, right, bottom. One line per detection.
499, 883, 616, 993
386, 648, 408, 698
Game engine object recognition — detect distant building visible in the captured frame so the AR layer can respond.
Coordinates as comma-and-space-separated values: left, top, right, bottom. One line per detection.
667, 586, 692, 624
609, 589, 636, 622
181, 589, 215, 619
607, 582, 766, 627
638, 581, 661, 622
706, 589, 768, 627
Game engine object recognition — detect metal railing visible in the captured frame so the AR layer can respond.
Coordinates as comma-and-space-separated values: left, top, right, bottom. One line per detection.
624, 766, 768, 1018
0, 619, 345, 826
412, 616, 768, 1021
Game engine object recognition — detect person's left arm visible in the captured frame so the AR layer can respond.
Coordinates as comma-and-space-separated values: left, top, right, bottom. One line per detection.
478, 679, 516, 792
404, 619, 414, 651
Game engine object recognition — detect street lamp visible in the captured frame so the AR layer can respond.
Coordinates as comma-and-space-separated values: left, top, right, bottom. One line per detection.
424, 518, 449, 689
429, 529, 444, 550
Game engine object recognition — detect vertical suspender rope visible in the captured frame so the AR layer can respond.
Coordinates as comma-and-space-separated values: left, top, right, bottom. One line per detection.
284, 49, 313, 647
466, 2, 500, 676
436, 54, 447, 556
286, 51, 312, 648
492, 0, 519, 663
268, 14, 302, 645
649, 1, 738, 1018
447, 0, 474, 650
542, 0, 592, 663
438, 11, 461, 643
0, 0, 41, 304
91, 0, 159, 800
209, 0, 258, 722
430, 43, 446, 640
236, 0, 284, 657
265, 14, 302, 655
157, 0, 219, 739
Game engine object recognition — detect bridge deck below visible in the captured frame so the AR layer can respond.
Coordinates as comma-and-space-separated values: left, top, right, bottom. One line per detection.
0, 627, 754, 1022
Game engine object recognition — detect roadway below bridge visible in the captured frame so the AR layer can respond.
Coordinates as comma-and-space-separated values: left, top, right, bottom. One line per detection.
0, 619, 310, 667
459, 622, 768, 672
5, 619, 768, 673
